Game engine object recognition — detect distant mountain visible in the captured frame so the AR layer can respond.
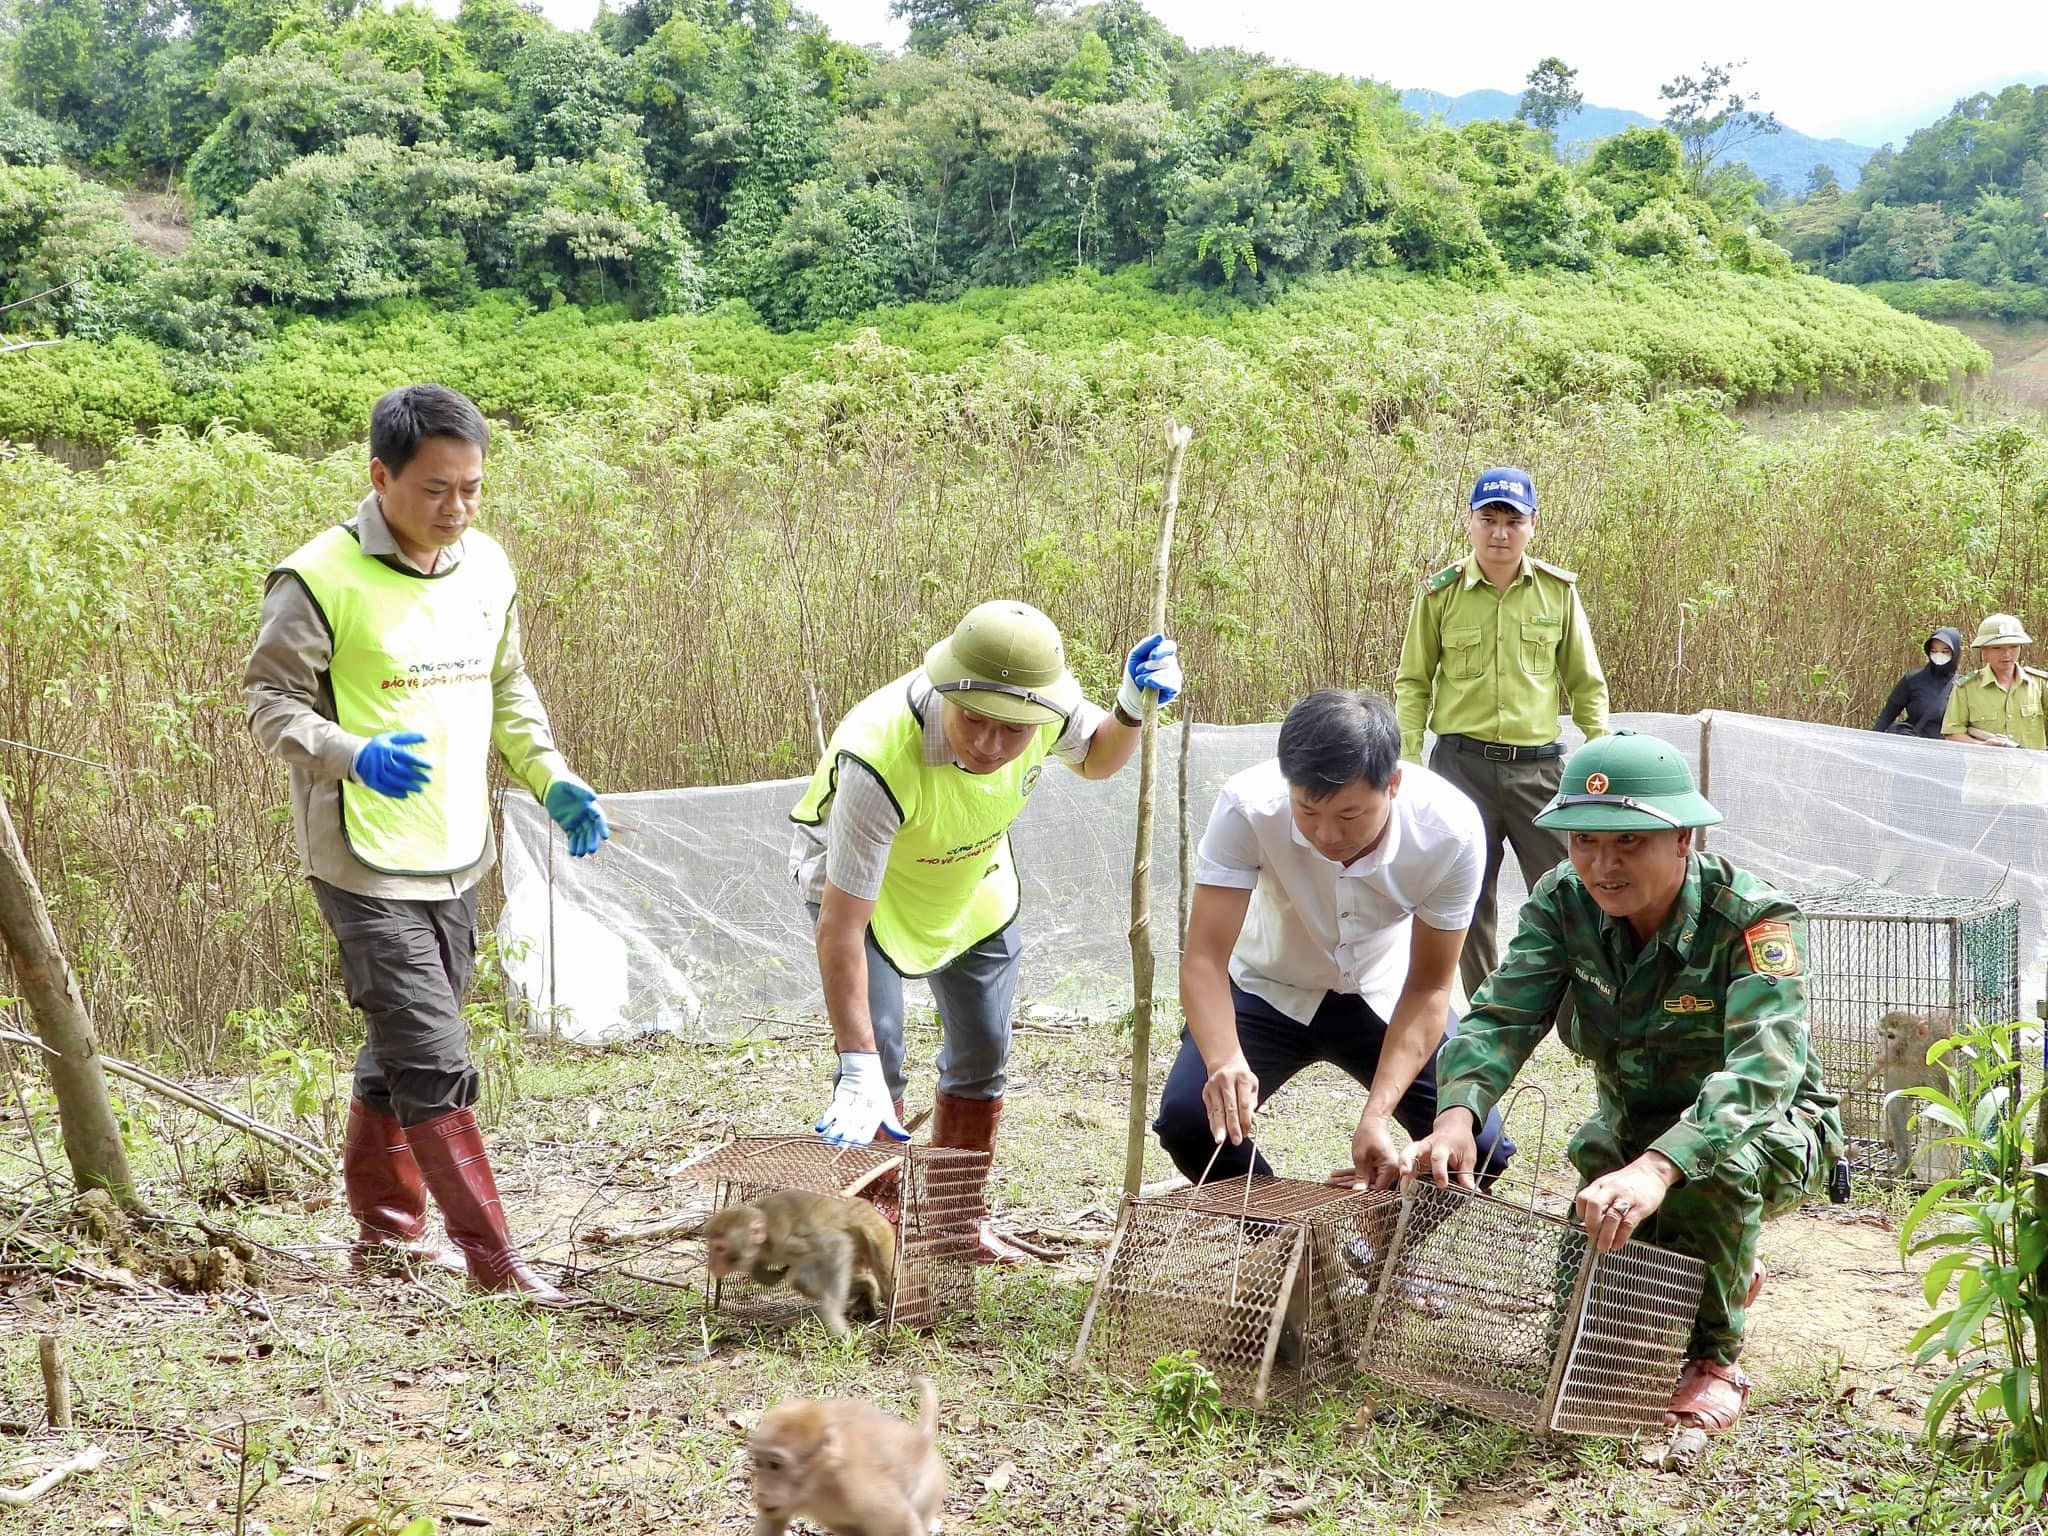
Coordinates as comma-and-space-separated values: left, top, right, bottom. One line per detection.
1400, 87, 1877, 194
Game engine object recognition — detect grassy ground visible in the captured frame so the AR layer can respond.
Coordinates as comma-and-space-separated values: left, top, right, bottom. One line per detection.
0, 1017, 2028, 1535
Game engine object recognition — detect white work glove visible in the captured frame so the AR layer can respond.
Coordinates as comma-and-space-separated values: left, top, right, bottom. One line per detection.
815, 1051, 909, 1148
1117, 633, 1183, 718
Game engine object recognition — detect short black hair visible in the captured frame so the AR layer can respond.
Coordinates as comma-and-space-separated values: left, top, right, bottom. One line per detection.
1277, 690, 1401, 797
369, 384, 489, 476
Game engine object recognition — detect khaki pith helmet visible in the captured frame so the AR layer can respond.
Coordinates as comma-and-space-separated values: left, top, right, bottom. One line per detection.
1972, 613, 2032, 648
924, 601, 1081, 725
1534, 731, 1723, 833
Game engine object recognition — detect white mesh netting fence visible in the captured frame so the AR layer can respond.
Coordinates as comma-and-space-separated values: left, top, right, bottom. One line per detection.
497, 710, 2048, 1045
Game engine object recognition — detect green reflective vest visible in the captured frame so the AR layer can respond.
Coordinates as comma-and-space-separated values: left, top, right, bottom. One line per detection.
278, 524, 514, 878
792, 673, 1056, 976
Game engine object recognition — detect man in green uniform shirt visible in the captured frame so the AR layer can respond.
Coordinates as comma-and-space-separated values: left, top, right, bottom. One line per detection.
1404, 732, 1843, 1433
1942, 613, 2048, 749
1394, 467, 1608, 1004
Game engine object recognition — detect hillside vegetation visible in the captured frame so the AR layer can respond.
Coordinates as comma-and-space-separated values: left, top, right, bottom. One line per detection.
1780, 84, 2048, 319
0, 0, 1928, 372
0, 259, 1988, 449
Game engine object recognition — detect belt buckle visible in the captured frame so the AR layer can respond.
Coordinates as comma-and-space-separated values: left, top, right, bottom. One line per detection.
1482, 742, 1515, 763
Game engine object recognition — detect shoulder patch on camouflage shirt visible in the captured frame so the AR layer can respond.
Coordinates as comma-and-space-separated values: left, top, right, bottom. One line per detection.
1527, 555, 1578, 584
1742, 918, 1800, 977
1427, 563, 1463, 592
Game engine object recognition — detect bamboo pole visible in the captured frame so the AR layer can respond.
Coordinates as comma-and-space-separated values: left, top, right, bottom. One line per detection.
1123, 421, 1194, 1200
0, 786, 134, 1205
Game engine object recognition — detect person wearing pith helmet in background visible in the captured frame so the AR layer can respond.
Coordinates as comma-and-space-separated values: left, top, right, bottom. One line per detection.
1941, 613, 2048, 749
244, 384, 610, 1308
791, 603, 1180, 1263
1403, 732, 1844, 1434
1393, 466, 1609, 1008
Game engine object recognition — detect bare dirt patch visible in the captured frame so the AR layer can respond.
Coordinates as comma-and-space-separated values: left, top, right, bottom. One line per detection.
122, 187, 191, 259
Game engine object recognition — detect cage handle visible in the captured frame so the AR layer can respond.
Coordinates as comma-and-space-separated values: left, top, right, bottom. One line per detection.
1493, 1083, 1550, 1213
1190, 1135, 1263, 1301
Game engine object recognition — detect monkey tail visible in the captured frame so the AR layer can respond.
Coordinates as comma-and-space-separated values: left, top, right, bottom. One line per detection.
914, 1376, 938, 1445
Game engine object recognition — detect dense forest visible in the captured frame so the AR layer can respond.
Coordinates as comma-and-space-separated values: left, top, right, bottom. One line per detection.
1779, 84, 2048, 319
0, 0, 1815, 364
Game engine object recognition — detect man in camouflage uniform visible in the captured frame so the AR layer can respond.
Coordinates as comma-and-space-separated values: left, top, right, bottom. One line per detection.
1404, 731, 1843, 1433
1394, 467, 1608, 1005
1942, 613, 2048, 749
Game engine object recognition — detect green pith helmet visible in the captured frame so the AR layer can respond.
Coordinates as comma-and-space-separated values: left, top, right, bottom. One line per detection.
1534, 731, 1723, 832
924, 601, 1082, 726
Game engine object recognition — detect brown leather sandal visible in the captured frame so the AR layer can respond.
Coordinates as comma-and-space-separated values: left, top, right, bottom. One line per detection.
1665, 1358, 1750, 1433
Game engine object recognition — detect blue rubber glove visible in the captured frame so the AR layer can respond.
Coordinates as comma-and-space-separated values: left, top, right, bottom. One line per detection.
543, 779, 610, 859
1117, 633, 1183, 716
352, 731, 432, 799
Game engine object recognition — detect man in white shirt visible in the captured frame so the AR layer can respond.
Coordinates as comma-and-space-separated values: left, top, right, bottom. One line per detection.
1155, 689, 1515, 1187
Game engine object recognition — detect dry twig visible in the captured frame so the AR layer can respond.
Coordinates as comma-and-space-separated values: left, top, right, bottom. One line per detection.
0, 1444, 108, 1508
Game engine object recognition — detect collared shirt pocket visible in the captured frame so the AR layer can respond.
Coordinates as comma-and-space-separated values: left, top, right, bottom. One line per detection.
1444, 624, 1485, 679
1520, 617, 1562, 678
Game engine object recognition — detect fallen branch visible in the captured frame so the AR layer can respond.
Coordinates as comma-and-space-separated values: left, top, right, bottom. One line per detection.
580, 1210, 709, 1247
38, 1336, 69, 1427
0, 1444, 108, 1508
0, 1027, 332, 1178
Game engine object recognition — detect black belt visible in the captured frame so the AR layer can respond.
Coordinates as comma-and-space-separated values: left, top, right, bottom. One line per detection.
1438, 734, 1563, 763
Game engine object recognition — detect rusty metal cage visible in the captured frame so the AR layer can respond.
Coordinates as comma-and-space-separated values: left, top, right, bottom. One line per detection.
1072, 1175, 1401, 1410
678, 1135, 986, 1331
1788, 883, 2020, 1182
1358, 1183, 1706, 1437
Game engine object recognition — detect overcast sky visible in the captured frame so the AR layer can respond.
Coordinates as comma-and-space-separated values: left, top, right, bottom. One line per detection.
531, 0, 2046, 147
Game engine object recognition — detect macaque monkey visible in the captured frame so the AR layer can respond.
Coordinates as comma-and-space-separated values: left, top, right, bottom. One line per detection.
1853, 1010, 1957, 1182
703, 1190, 896, 1337
748, 1377, 946, 1536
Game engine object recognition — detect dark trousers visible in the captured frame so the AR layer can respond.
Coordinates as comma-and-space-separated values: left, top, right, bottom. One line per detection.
1153, 985, 1516, 1183
312, 880, 481, 1126
1428, 741, 1568, 1003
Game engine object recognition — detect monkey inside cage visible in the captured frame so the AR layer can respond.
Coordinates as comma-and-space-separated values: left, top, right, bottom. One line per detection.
1788, 884, 2021, 1184
679, 1135, 987, 1332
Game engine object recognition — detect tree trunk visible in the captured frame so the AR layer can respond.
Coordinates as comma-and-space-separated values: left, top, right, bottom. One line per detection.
0, 786, 135, 1205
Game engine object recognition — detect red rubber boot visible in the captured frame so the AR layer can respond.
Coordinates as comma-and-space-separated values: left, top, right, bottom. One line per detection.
403, 1107, 574, 1307
341, 1099, 462, 1274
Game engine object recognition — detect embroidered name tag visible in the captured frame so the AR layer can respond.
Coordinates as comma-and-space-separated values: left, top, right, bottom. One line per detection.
1572, 964, 1615, 1000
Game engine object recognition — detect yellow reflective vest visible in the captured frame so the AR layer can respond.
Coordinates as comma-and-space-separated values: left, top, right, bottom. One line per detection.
277, 524, 515, 877
792, 673, 1056, 975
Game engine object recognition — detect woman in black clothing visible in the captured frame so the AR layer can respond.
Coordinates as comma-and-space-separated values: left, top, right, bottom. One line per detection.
1873, 626, 1962, 736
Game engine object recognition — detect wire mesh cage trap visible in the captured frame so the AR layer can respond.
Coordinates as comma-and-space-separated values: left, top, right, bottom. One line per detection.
1358, 1182, 1708, 1438
678, 1135, 987, 1331
1072, 1172, 1402, 1411
1788, 883, 2021, 1182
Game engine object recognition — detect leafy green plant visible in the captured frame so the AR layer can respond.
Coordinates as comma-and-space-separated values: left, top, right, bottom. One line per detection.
1898, 1014, 2048, 1503
1144, 1348, 1225, 1439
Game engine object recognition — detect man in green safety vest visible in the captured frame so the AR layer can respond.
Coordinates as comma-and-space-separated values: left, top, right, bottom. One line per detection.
244, 384, 610, 1307
791, 602, 1181, 1263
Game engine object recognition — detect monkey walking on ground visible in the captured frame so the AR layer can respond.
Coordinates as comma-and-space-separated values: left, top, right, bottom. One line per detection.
748, 1377, 947, 1536
703, 1189, 897, 1338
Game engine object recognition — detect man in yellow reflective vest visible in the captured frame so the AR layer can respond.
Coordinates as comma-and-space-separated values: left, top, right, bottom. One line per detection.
244, 384, 609, 1306
791, 602, 1181, 1263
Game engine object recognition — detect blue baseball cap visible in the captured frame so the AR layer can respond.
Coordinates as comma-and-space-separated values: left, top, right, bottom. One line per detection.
1469, 467, 1536, 516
